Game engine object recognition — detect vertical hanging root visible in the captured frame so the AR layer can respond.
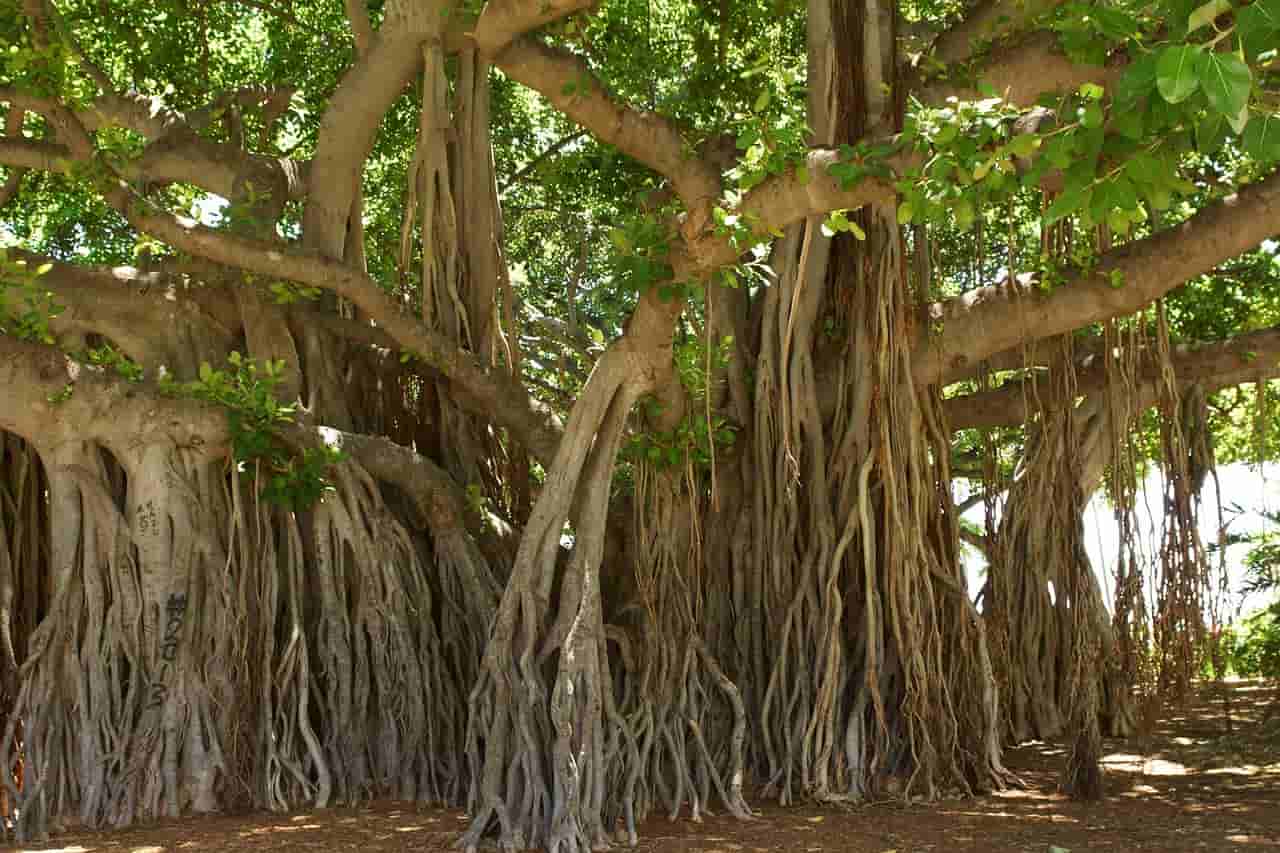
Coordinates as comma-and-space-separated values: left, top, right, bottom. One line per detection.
462, 350, 638, 852
623, 463, 752, 826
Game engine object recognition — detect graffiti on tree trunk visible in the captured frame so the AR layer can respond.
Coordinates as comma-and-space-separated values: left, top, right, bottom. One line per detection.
146, 592, 187, 709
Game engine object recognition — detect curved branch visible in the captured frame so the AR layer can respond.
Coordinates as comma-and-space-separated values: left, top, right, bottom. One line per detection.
0, 89, 309, 202
116, 198, 564, 465
1, 333, 486, 543
945, 325, 1280, 430
917, 168, 1280, 386
301, 0, 440, 256
473, 0, 596, 56
1, 251, 238, 366
494, 39, 721, 214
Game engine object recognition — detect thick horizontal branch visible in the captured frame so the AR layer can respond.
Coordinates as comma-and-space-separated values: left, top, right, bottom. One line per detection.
1, 333, 484, 541
0, 95, 308, 203
918, 168, 1280, 386
0, 334, 228, 457
277, 422, 479, 537
930, 0, 1070, 67
692, 147, 902, 271
916, 32, 1126, 107
945, 325, 1280, 430
1, 251, 238, 366
494, 39, 721, 215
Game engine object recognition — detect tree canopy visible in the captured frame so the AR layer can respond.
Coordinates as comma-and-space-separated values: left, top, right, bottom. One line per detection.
1, 0, 1279, 847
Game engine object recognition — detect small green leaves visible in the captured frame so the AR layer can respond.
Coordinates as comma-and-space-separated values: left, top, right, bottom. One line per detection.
1078, 82, 1105, 101
1199, 53, 1252, 119
1244, 114, 1280, 162
47, 383, 74, 404
1044, 186, 1088, 225
1156, 44, 1204, 104
821, 210, 865, 240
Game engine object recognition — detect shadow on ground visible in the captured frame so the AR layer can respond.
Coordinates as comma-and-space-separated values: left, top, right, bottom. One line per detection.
8, 681, 1278, 853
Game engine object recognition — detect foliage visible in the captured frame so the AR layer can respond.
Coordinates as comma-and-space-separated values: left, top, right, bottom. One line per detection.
162, 353, 343, 509
0, 251, 61, 344
1222, 606, 1280, 677
623, 332, 738, 471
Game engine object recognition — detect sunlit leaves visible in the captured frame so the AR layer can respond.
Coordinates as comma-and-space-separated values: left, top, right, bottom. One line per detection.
1186, 0, 1230, 33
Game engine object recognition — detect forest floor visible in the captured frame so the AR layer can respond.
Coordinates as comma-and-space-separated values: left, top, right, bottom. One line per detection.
7, 679, 1278, 853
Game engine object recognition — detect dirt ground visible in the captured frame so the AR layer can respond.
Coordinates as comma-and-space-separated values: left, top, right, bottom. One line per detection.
7, 680, 1278, 853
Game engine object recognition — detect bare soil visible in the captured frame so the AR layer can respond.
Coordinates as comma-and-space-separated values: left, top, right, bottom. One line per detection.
7, 680, 1278, 853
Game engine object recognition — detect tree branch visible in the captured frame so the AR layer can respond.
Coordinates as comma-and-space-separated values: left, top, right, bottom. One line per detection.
344, 0, 375, 54
917, 168, 1280, 386
472, 0, 596, 57
1, 333, 485, 544
691, 147, 902, 271
301, 0, 440, 257
916, 32, 1126, 107
494, 39, 721, 217
499, 129, 586, 192
0, 334, 228, 458
945, 325, 1280, 430
1, 251, 239, 364
113, 196, 564, 465
0, 87, 309, 202
0, 105, 27, 209
930, 0, 1070, 67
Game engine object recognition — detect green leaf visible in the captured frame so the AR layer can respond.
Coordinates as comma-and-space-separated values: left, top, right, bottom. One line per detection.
1156, 44, 1204, 104
1238, 0, 1280, 60
848, 221, 866, 241
1187, 0, 1231, 32
1116, 53, 1159, 107
1044, 187, 1088, 225
897, 200, 914, 225
1008, 133, 1040, 158
1078, 82, 1105, 101
1195, 112, 1228, 152
1081, 102, 1104, 129
1244, 114, 1280, 162
1227, 102, 1251, 135
1199, 53, 1252, 119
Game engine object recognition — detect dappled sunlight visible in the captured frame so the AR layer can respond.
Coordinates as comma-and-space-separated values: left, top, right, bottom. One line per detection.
1100, 752, 1190, 775
6, 682, 1276, 852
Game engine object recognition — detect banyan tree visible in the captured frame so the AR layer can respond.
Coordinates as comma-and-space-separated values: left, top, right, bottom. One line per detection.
1, 0, 1279, 846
